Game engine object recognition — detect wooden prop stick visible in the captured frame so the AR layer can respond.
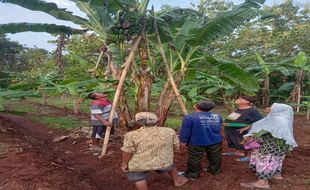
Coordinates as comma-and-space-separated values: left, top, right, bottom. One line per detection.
154, 19, 188, 115
100, 36, 142, 157
93, 50, 104, 75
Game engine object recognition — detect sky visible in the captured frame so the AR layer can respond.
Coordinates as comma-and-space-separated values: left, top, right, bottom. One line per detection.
0, 0, 308, 51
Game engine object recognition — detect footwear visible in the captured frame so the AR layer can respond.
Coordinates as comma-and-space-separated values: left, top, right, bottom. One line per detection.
89, 146, 102, 152
235, 157, 250, 162
174, 176, 189, 187
273, 174, 284, 180
202, 168, 221, 175
222, 152, 236, 156
240, 182, 270, 189
222, 152, 245, 156
177, 172, 198, 181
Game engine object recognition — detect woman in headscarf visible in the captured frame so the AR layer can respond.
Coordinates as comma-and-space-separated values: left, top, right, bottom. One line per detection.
240, 103, 298, 189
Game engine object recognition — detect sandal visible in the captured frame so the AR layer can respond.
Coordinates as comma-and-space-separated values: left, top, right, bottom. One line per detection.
222, 152, 245, 156
89, 146, 102, 152
235, 157, 250, 162
222, 152, 236, 156
240, 182, 270, 189
177, 172, 198, 181
273, 174, 284, 180
174, 176, 189, 187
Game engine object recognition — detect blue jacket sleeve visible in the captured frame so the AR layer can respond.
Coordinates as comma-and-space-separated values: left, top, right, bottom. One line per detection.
179, 116, 193, 144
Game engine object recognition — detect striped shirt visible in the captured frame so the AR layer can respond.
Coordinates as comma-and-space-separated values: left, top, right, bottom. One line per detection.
90, 104, 118, 126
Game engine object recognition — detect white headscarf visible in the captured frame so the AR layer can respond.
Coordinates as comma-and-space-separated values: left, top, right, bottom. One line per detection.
244, 103, 298, 148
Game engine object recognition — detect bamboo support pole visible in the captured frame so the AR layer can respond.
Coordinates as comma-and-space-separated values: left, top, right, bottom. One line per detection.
297, 86, 301, 112
154, 19, 188, 115
100, 36, 142, 157
91, 50, 104, 77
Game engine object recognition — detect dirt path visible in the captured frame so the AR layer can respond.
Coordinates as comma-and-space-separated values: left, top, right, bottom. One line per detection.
0, 113, 310, 190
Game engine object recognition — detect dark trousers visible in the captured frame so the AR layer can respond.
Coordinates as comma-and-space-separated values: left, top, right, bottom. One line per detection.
185, 143, 222, 178
91, 125, 115, 139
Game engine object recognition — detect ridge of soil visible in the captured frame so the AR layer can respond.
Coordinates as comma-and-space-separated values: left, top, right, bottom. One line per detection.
1, 110, 310, 190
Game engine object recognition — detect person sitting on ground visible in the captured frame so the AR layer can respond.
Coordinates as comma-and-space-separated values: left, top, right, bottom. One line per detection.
240, 103, 298, 189
223, 94, 263, 161
87, 92, 118, 152
179, 100, 223, 180
121, 112, 188, 190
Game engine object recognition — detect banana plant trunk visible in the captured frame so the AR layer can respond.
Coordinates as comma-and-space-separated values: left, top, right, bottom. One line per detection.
72, 96, 79, 114
0, 98, 4, 111
40, 90, 49, 106
154, 19, 188, 126
118, 92, 133, 130
135, 40, 154, 112
61, 92, 68, 109
157, 81, 177, 127
262, 76, 270, 107
288, 70, 305, 112
55, 34, 67, 73
135, 71, 153, 112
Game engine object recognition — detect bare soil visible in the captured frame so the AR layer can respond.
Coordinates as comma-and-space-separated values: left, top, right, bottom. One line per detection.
0, 109, 310, 190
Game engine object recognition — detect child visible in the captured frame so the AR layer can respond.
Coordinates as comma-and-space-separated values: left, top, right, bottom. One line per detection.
240, 103, 298, 189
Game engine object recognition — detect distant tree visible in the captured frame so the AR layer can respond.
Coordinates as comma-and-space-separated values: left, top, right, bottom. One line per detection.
19, 48, 49, 71
0, 34, 24, 71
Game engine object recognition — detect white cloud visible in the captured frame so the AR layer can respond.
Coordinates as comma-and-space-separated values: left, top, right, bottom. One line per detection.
44, 0, 73, 7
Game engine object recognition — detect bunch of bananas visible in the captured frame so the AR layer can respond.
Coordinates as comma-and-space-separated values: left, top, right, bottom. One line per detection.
107, 9, 143, 43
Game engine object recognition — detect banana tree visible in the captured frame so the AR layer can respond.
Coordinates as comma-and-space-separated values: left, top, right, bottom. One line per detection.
181, 72, 236, 113
0, 0, 149, 127
301, 101, 310, 120
0, 89, 40, 111
287, 51, 309, 112
150, 0, 265, 126
53, 78, 104, 114
2, 0, 266, 127
245, 52, 290, 107
203, 56, 260, 111
7, 71, 60, 105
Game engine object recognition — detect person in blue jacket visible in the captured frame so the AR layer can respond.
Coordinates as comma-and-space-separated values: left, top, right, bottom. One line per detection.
179, 100, 223, 180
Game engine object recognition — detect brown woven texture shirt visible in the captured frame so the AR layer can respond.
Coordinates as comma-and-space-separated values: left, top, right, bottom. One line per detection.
121, 126, 180, 172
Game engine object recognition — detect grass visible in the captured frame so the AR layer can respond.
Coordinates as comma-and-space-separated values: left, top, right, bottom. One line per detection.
12, 97, 302, 132
4, 100, 38, 113
28, 97, 90, 113
28, 115, 87, 129
166, 117, 183, 130
0, 110, 27, 116
3, 99, 89, 130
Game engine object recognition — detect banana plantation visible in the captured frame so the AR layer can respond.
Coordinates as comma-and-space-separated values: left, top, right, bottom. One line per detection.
0, 0, 309, 190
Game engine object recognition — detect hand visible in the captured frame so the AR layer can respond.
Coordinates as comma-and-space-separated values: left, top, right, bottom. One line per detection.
121, 163, 128, 172
237, 126, 250, 134
222, 122, 229, 127
105, 122, 113, 127
180, 143, 187, 152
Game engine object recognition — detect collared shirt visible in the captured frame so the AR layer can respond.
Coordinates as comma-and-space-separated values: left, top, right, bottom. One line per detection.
225, 107, 262, 124
90, 104, 118, 126
121, 126, 179, 172
180, 111, 223, 146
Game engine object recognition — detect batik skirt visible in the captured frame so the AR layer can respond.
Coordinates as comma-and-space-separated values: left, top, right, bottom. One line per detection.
249, 133, 290, 180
